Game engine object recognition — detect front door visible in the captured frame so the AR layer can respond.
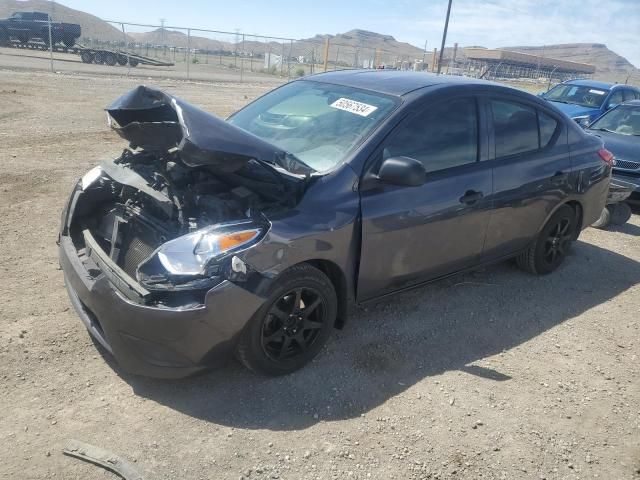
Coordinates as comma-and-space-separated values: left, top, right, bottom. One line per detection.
357, 96, 493, 301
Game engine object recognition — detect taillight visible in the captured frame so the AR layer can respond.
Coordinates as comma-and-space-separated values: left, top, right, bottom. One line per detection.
598, 148, 615, 167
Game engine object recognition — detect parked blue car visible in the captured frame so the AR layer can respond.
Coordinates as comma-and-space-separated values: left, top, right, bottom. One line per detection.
540, 79, 640, 125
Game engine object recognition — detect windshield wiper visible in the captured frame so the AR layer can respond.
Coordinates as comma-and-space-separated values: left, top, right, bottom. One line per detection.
590, 127, 616, 133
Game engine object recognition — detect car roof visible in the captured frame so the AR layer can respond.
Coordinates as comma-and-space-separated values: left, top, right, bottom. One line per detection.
304, 70, 492, 96
564, 79, 614, 89
562, 79, 637, 91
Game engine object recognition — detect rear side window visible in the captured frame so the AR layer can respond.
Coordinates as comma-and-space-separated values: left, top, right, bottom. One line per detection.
539, 111, 559, 147
491, 100, 539, 157
624, 90, 639, 101
608, 90, 624, 107
382, 97, 478, 173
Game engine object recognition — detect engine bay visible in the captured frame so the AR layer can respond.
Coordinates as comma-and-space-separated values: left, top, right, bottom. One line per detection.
70, 149, 286, 288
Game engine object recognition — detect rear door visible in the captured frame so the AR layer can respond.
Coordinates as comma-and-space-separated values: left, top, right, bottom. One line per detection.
482, 96, 570, 260
357, 95, 493, 300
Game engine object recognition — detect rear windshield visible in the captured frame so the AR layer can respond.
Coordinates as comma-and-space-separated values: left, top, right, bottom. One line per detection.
229, 80, 398, 173
544, 84, 609, 109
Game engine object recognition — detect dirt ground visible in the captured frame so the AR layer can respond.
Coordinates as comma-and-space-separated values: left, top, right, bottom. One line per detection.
1, 63, 639, 480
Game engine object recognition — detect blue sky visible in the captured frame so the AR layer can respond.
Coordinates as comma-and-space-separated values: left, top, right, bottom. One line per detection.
54, 0, 640, 66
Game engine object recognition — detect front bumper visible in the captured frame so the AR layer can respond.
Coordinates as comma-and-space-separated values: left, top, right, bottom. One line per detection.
612, 172, 640, 204
59, 234, 265, 378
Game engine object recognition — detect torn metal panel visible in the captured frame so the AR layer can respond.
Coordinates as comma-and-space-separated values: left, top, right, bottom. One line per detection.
63, 439, 145, 480
106, 85, 311, 174
100, 158, 174, 217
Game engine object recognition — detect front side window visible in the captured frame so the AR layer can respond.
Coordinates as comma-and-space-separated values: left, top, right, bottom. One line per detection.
491, 100, 539, 157
623, 89, 639, 101
544, 84, 609, 108
229, 80, 398, 173
381, 97, 478, 173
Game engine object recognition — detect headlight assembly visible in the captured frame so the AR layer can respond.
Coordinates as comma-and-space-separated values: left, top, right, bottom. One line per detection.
138, 222, 266, 282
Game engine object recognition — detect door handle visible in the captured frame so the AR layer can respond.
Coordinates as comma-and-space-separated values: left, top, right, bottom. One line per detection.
459, 190, 483, 205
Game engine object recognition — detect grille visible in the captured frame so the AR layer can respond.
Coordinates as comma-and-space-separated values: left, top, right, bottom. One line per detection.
118, 222, 160, 278
615, 158, 640, 171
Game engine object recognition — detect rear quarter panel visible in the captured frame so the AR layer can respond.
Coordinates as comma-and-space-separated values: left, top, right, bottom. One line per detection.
568, 127, 611, 228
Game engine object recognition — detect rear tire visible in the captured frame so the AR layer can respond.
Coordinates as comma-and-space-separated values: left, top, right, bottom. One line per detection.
236, 264, 337, 376
592, 206, 612, 229
80, 51, 94, 63
103, 52, 117, 66
128, 58, 139, 67
610, 202, 632, 225
93, 51, 105, 64
117, 54, 128, 66
517, 205, 576, 275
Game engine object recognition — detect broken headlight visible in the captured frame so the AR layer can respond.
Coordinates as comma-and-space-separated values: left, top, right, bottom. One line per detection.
138, 222, 266, 286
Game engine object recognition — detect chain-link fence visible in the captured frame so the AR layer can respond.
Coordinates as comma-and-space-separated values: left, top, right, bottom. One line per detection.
0, 3, 637, 90
0, 3, 431, 85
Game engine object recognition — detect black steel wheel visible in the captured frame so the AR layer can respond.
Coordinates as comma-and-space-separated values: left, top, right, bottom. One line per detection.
517, 205, 576, 274
128, 58, 139, 67
117, 54, 128, 66
236, 264, 336, 375
93, 52, 105, 64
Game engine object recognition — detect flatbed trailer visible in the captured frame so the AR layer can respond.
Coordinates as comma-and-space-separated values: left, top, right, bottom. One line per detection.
2, 39, 174, 67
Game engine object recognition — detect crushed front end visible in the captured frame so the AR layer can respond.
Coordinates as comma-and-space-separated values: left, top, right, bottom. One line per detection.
58, 86, 308, 378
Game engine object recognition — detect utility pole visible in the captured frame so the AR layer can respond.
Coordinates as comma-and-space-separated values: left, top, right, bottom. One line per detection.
437, 0, 453, 74
421, 39, 427, 71
159, 18, 166, 46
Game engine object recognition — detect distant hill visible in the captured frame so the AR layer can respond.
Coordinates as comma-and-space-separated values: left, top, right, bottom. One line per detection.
504, 43, 637, 74
0, 0, 126, 41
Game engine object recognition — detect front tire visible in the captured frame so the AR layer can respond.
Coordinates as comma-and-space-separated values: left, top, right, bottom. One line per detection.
236, 264, 337, 376
517, 205, 577, 274
610, 202, 632, 225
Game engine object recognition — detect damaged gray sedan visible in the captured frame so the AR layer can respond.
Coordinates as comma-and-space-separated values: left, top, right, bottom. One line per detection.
59, 71, 610, 378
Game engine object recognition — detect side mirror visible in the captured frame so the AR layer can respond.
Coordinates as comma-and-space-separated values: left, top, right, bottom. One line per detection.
537, 92, 546, 98
576, 117, 591, 128
377, 156, 426, 187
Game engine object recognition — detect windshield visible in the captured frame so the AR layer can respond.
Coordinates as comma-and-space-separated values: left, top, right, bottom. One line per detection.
229, 80, 398, 172
589, 105, 640, 136
544, 84, 609, 108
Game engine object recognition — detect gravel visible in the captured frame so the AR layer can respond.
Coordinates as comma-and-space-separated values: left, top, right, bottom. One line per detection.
0, 67, 639, 480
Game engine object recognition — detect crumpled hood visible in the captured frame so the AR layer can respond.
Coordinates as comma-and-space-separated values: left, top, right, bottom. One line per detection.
546, 100, 600, 119
106, 85, 292, 173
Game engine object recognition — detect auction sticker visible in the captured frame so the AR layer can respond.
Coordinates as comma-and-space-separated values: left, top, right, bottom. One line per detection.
589, 89, 605, 95
330, 98, 378, 117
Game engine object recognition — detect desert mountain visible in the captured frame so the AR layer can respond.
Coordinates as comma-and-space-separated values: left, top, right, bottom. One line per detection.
503, 43, 637, 74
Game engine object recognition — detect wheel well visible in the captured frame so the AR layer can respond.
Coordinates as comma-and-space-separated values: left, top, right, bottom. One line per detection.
565, 200, 584, 238
304, 259, 348, 329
